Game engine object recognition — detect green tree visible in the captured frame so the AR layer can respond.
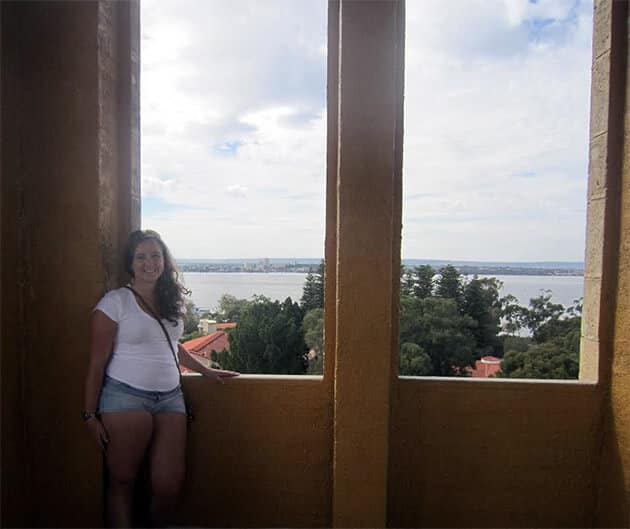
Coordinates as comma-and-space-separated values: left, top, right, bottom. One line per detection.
500, 294, 526, 336
531, 297, 583, 346
400, 265, 415, 297
182, 300, 200, 335
303, 308, 324, 374
566, 297, 583, 317
521, 290, 564, 340
501, 335, 532, 354
435, 264, 462, 302
301, 261, 324, 311
534, 313, 581, 345
399, 342, 433, 376
217, 296, 308, 374
499, 294, 581, 380
303, 308, 324, 356
301, 272, 318, 310
399, 296, 476, 376
461, 276, 503, 357
315, 260, 324, 306
213, 294, 249, 323
413, 265, 435, 299
500, 340, 579, 379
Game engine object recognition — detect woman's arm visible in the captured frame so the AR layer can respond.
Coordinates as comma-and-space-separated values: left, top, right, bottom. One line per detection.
177, 344, 239, 381
84, 310, 117, 449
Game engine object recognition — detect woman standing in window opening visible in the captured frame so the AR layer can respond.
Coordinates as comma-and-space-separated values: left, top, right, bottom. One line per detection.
83, 229, 239, 528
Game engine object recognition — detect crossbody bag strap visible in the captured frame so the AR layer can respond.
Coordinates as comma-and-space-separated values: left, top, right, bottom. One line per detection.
125, 286, 180, 366
125, 285, 194, 423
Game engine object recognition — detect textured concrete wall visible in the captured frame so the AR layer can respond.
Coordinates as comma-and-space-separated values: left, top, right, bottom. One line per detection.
389, 380, 601, 527
332, 1, 402, 526
1, 3, 101, 525
1, 1, 629, 528
580, 0, 622, 385
0, 2, 138, 526
594, 0, 630, 524
386, 1, 630, 527
177, 377, 331, 527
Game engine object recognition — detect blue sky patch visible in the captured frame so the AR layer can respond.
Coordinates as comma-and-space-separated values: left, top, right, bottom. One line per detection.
526, 17, 559, 43
279, 111, 322, 128
214, 140, 243, 156
142, 195, 212, 216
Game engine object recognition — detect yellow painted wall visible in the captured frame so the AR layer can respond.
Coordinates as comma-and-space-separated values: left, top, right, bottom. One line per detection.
1, 2, 138, 526
1, 3, 103, 526
177, 377, 332, 527
173, 379, 607, 528
594, 0, 630, 519
389, 380, 602, 527
1, 1, 629, 528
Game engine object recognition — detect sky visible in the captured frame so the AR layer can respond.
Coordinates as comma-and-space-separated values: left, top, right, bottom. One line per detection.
141, 0, 593, 262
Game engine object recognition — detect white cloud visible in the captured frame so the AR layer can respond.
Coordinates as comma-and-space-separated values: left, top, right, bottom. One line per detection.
140, 0, 327, 258
141, 0, 593, 261
402, 0, 593, 261
226, 185, 248, 198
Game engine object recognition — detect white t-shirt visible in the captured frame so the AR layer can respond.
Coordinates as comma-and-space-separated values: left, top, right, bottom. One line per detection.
94, 287, 183, 391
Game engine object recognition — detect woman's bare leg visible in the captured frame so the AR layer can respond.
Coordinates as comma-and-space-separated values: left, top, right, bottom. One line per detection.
101, 411, 153, 528
149, 413, 187, 527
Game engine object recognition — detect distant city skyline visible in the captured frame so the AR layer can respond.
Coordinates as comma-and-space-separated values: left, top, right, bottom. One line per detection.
176, 256, 584, 267
141, 0, 593, 262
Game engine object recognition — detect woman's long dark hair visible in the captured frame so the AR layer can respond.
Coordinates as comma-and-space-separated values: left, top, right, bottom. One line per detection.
124, 229, 190, 323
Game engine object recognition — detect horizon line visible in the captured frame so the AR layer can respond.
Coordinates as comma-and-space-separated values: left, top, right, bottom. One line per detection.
176, 257, 585, 265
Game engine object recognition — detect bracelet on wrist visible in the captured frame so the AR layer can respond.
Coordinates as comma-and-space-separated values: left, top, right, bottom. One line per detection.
81, 411, 98, 422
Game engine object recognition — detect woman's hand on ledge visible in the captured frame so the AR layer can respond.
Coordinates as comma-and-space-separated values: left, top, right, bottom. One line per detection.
204, 367, 240, 383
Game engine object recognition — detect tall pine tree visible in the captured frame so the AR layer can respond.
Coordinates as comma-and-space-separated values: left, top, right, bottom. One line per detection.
301, 260, 324, 311
413, 265, 435, 299
435, 265, 462, 301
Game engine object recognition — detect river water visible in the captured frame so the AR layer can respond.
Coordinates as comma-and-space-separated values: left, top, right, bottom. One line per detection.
182, 272, 584, 312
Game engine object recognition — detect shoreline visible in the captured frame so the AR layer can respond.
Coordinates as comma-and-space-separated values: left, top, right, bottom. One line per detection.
180, 268, 584, 277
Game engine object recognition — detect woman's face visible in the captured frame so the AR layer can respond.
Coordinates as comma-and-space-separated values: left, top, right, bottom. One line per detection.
132, 239, 164, 285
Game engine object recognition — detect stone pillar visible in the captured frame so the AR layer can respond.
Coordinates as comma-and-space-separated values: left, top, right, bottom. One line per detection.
0, 2, 139, 525
580, 0, 625, 385
591, 0, 630, 525
333, 1, 404, 526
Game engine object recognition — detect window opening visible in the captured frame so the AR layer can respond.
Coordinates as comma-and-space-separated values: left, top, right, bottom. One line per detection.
141, 0, 327, 375
401, 1, 593, 379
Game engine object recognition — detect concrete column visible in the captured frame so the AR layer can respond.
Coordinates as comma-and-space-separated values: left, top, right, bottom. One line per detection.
333, 1, 404, 526
592, 0, 630, 525
580, 0, 625, 385
0, 2, 139, 525
323, 2, 339, 523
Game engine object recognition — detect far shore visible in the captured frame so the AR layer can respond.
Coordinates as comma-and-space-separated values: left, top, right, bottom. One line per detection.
180, 265, 583, 277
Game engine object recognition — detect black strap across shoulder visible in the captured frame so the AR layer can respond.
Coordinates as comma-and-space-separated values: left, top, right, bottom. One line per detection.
125, 286, 178, 357
125, 286, 194, 422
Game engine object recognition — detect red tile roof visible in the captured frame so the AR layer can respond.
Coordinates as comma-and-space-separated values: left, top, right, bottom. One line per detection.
468, 355, 502, 378
217, 322, 237, 330
183, 331, 228, 354
180, 331, 231, 374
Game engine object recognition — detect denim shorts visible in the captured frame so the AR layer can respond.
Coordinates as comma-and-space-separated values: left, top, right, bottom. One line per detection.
98, 376, 186, 415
